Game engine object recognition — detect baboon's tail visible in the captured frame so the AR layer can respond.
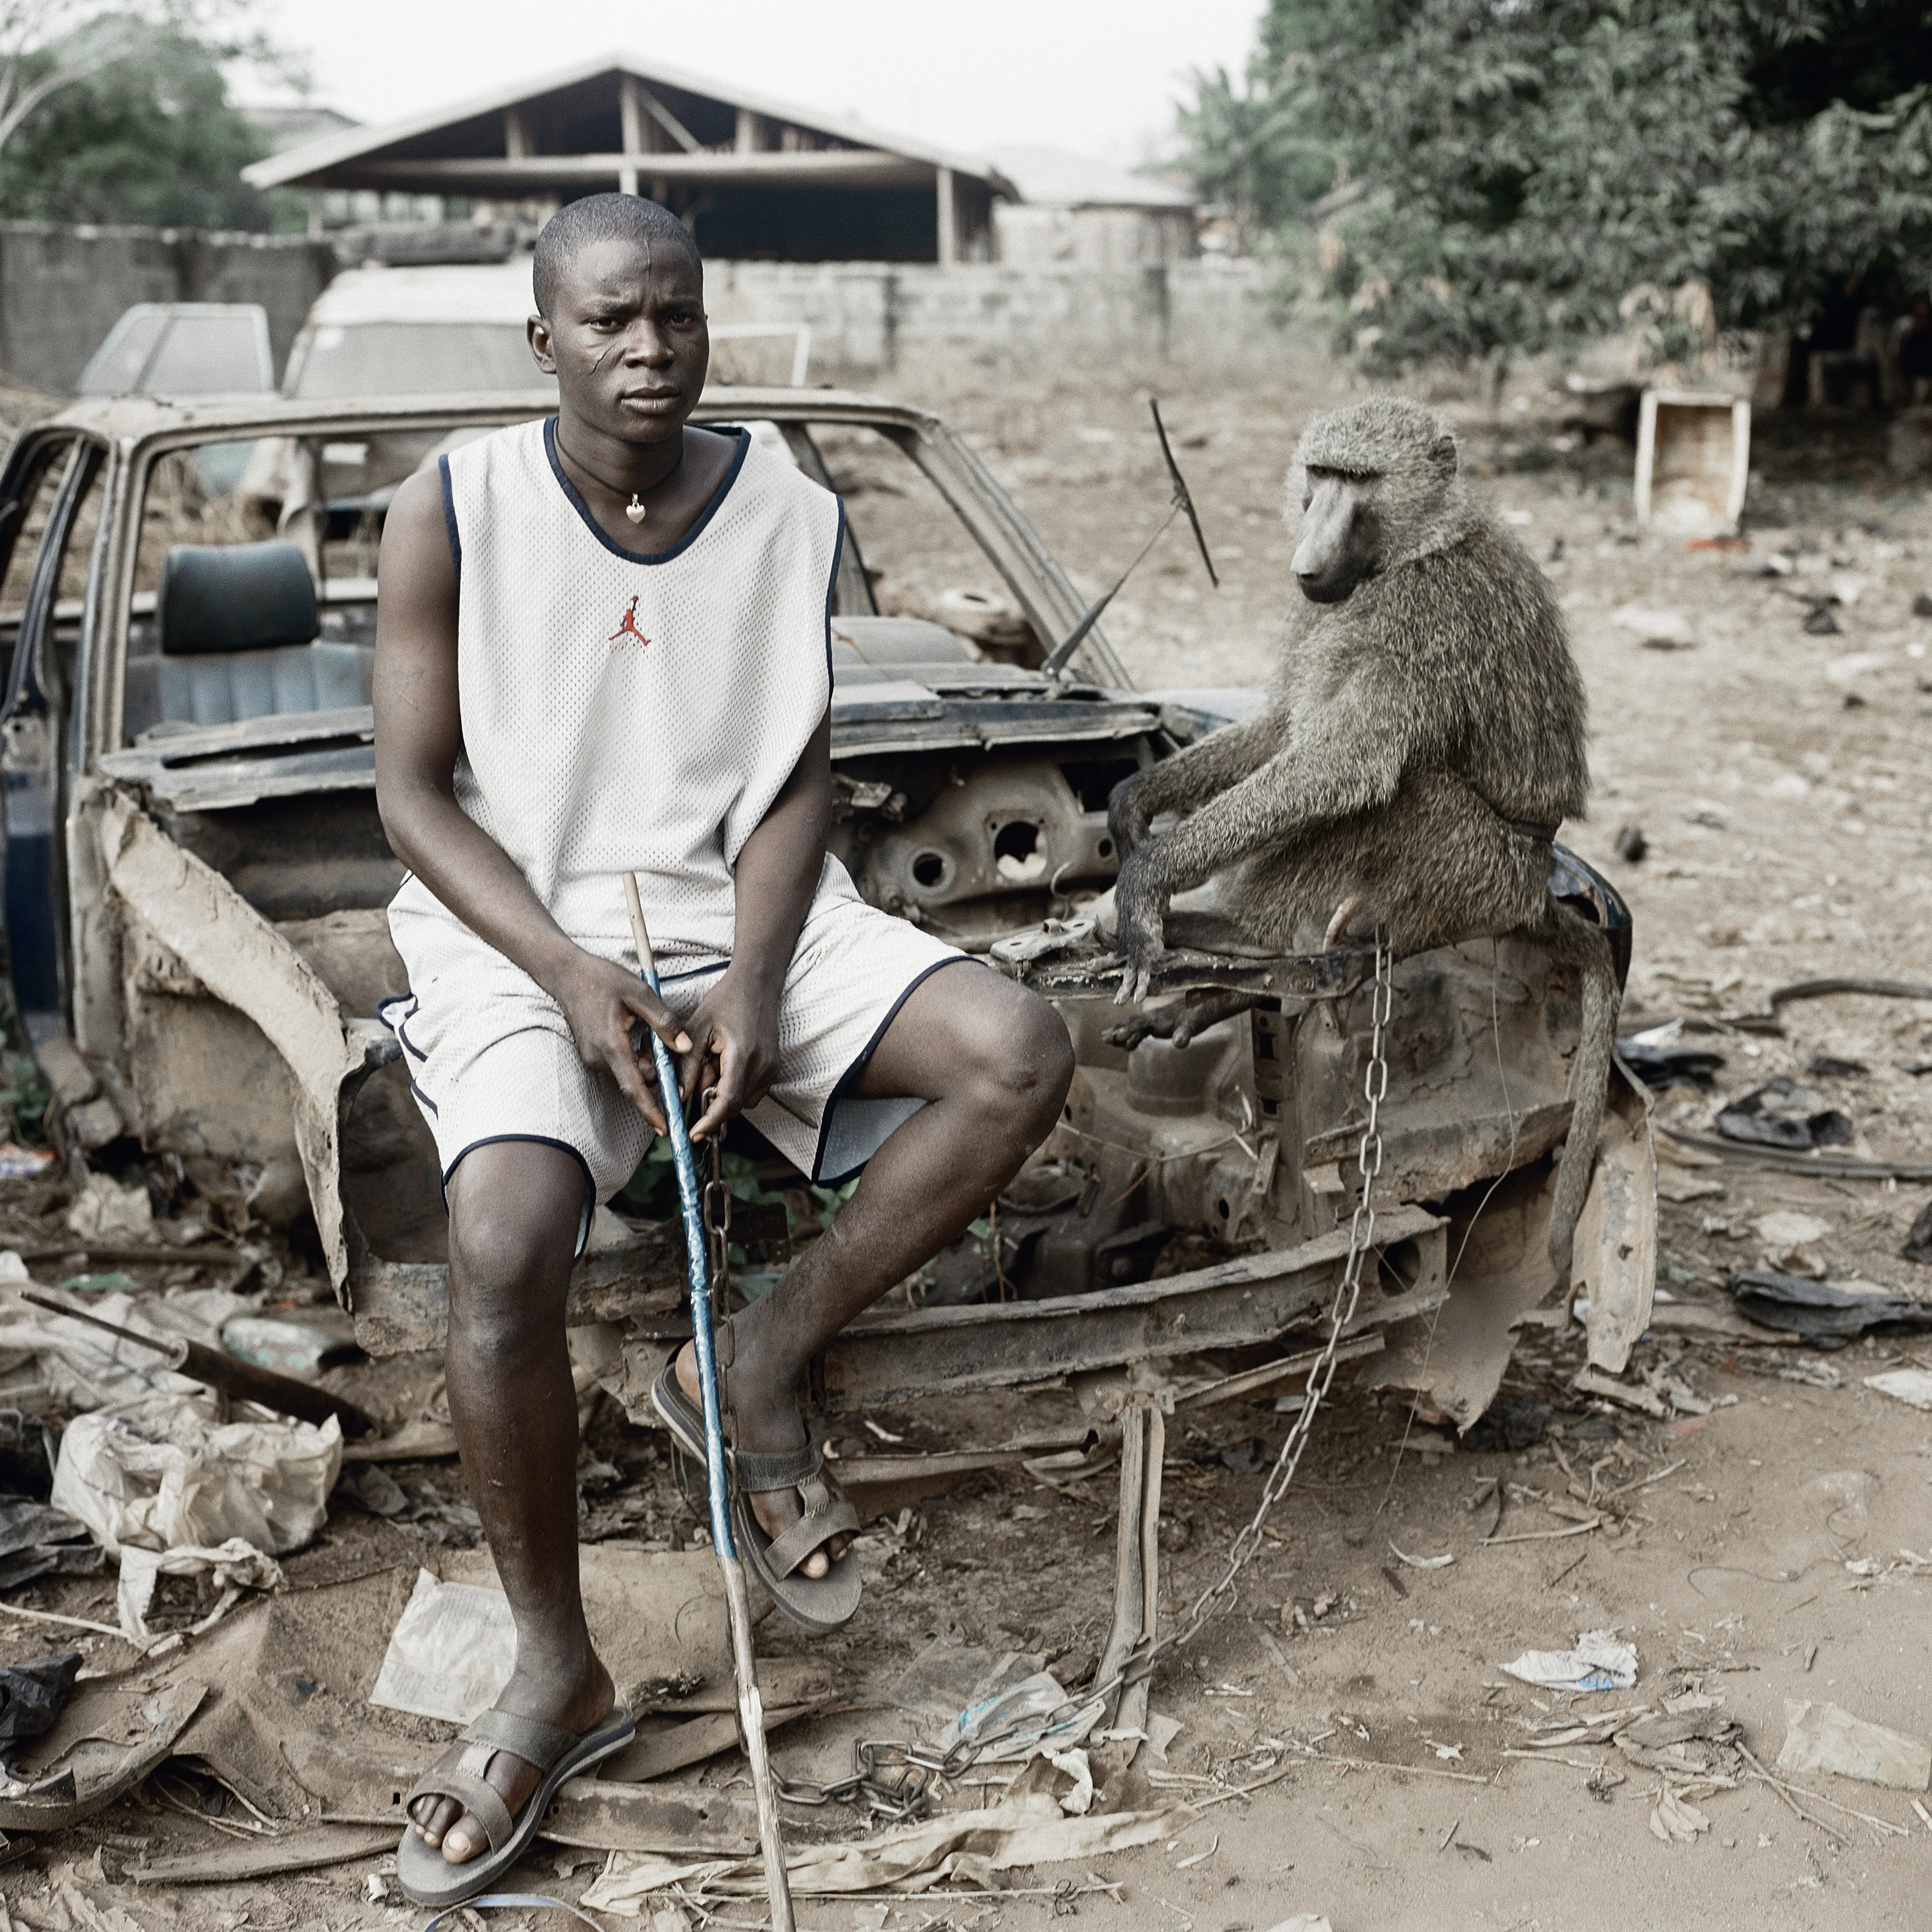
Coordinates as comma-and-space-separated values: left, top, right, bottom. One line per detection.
1546, 902, 1622, 1286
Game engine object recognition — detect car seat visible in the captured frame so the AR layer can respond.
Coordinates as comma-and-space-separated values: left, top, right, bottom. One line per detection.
121, 540, 374, 740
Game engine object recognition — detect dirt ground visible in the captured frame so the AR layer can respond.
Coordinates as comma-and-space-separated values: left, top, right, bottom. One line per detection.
5, 347, 1932, 1928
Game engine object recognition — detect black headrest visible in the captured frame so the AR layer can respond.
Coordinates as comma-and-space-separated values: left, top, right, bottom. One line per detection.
159, 541, 318, 656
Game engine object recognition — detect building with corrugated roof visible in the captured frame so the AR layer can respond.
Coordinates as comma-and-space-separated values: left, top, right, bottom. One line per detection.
243, 52, 1016, 264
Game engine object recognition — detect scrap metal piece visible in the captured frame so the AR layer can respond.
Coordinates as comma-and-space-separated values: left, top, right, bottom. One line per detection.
96, 792, 369, 1292
1148, 398, 1219, 588
800, 1206, 1443, 1412
1093, 1396, 1163, 1764
1576, 1062, 1658, 1375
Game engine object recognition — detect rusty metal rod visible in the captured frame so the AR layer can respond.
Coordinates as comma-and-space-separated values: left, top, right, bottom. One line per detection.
19, 1291, 374, 1436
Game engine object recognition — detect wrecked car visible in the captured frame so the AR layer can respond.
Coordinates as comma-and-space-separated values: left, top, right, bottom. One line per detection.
0, 383, 1654, 1428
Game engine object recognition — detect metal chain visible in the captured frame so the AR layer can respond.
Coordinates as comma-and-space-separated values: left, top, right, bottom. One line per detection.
702, 1128, 732, 1292
1149, 930, 1391, 1661
800, 934, 1396, 1810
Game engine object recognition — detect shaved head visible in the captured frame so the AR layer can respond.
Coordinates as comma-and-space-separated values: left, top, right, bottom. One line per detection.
532, 193, 701, 317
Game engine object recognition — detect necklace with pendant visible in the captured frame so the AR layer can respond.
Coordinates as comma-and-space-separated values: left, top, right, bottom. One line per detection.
557, 434, 683, 524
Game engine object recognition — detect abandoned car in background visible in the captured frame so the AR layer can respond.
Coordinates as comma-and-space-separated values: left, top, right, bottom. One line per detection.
0, 384, 1653, 1428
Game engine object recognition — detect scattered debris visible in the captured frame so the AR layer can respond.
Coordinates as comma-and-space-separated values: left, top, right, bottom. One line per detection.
1501, 1631, 1638, 1693
1613, 823, 1647, 862
130, 1823, 398, 1885
64, 1175, 154, 1244
0, 1147, 54, 1180
1650, 1783, 1712, 1843
1388, 1543, 1455, 1570
1725, 975, 1932, 1033
1619, 1021, 1723, 1090
0, 1499, 104, 1590
21, 1289, 373, 1435
219, 1307, 360, 1376
1778, 1700, 1931, 1792
373, 1549, 745, 1728
370, 1568, 530, 1724
1727, 1272, 1932, 1347
1864, 1369, 1932, 1411
1754, 1210, 1828, 1277
1715, 1078, 1853, 1152
0, 1653, 79, 1743
1612, 603, 1696, 648
1902, 1199, 1932, 1267
1805, 1053, 1868, 1079
1778, 1357, 1845, 1389
117, 1538, 283, 1648
0, 1408, 58, 1496
580, 1794, 1180, 1905
0, 1677, 204, 1832
1572, 1367, 1669, 1417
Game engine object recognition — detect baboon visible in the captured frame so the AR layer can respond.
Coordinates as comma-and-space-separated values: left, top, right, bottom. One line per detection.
1105, 394, 1619, 1282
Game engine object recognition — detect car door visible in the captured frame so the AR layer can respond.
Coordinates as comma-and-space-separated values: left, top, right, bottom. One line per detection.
0, 432, 106, 1043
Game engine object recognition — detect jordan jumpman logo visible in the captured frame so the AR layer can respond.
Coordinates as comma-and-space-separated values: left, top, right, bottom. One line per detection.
609, 595, 651, 647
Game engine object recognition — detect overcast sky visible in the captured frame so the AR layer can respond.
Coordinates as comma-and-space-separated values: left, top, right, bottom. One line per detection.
252, 1, 1266, 164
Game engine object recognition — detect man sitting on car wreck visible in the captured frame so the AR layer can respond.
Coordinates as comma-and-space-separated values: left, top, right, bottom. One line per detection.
370, 192, 1075, 1901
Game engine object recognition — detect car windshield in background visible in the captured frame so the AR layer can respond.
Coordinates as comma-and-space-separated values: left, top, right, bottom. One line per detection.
110, 405, 1072, 752
284, 323, 551, 399
79, 303, 274, 398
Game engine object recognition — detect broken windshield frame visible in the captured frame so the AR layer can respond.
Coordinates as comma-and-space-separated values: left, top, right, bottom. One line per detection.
95, 393, 1132, 763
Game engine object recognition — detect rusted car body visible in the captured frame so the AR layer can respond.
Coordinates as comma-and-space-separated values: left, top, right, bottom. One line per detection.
0, 385, 1654, 1425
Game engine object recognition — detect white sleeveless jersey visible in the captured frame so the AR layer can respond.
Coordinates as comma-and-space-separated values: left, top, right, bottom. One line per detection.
382, 416, 968, 1195
389, 418, 845, 968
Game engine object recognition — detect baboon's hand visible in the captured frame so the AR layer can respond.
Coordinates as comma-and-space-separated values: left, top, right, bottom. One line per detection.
1111, 854, 1167, 1006
1102, 1007, 1176, 1050
1107, 769, 1158, 860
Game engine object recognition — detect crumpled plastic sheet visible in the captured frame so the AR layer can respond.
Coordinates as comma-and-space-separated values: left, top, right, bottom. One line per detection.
50, 1389, 340, 1559
65, 1174, 156, 1243
579, 1794, 1181, 1910
0, 1497, 104, 1590
0, 1651, 80, 1743
1500, 1630, 1639, 1693
1778, 1698, 1932, 1792
117, 1537, 285, 1647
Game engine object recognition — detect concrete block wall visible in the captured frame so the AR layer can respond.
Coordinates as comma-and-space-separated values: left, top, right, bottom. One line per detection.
0, 222, 336, 394
705, 259, 1293, 386
0, 223, 1293, 398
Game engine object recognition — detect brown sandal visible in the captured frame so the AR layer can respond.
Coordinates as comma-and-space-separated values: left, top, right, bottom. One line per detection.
651, 1322, 861, 1631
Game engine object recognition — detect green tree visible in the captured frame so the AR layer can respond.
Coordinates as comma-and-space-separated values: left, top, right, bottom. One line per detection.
0, 4, 296, 229
1180, 1, 1932, 369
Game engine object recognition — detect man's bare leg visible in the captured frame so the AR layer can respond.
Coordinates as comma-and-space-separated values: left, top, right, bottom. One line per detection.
677, 963, 1074, 1573
409, 1141, 615, 1864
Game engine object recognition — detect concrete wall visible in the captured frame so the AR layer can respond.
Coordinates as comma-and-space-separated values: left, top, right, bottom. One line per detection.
993, 204, 1197, 270
0, 222, 336, 394
0, 224, 1291, 397
704, 258, 1292, 386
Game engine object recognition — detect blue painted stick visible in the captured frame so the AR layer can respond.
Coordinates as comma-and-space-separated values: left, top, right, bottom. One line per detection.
622, 874, 794, 1932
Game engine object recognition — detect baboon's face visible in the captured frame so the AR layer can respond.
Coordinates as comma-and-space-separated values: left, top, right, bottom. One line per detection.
1292, 467, 1385, 603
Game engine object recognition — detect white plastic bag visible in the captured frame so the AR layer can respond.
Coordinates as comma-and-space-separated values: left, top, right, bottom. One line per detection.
1500, 1629, 1638, 1693
51, 1391, 340, 1558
